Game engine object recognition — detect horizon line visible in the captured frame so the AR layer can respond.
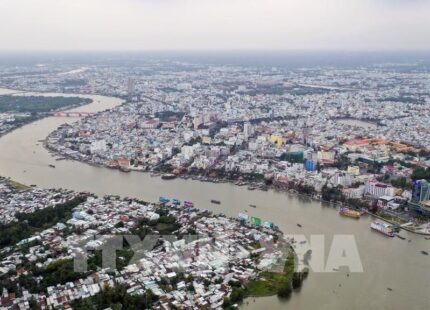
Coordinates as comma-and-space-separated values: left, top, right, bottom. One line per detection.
1, 49, 430, 54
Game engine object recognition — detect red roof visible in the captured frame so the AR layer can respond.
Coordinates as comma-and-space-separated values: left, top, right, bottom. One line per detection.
344, 139, 370, 146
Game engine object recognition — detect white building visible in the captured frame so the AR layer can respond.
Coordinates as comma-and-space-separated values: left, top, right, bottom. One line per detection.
365, 180, 395, 198
90, 140, 107, 154
181, 145, 195, 160
243, 122, 254, 140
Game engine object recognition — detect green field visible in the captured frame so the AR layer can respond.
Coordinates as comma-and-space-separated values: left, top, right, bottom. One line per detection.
246, 255, 296, 297
0, 95, 91, 113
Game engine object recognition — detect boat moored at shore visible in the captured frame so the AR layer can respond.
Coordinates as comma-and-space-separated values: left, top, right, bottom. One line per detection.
161, 173, 177, 180
183, 201, 194, 208
371, 220, 395, 237
171, 198, 181, 205
159, 196, 170, 203
339, 207, 361, 219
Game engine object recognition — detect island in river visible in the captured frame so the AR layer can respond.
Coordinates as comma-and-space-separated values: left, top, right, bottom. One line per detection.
0, 174, 307, 309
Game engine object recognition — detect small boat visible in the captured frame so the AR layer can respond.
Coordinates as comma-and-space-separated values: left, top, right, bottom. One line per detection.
387, 288, 393, 292
161, 173, 176, 180
183, 201, 194, 208
211, 199, 221, 204
247, 186, 256, 191
421, 251, 429, 256
424, 237, 430, 240
297, 223, 302, 228
48, 164, 56, 168
339, 207, 361, 219
370, 220, 394, 237
159, 196, 170, 203
249, 204, 257, 208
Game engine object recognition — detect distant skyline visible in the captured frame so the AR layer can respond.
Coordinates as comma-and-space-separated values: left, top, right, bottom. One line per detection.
1, 0, 430, 52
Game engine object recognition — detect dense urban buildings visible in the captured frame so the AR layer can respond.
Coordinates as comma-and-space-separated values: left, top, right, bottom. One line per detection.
1, 55, 430, 309
0, 177, 297, 309
1, 0, 430, 308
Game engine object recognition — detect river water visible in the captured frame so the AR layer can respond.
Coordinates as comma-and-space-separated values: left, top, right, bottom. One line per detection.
0, 88, 429, 309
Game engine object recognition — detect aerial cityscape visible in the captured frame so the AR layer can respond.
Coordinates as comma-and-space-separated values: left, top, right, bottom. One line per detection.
1, 0, 430, 309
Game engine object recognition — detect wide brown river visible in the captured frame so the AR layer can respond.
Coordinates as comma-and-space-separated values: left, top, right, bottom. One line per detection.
0, 88, 429, 309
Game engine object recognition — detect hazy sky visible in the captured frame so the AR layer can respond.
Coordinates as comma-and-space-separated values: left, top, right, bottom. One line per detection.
0, 0, 429, 51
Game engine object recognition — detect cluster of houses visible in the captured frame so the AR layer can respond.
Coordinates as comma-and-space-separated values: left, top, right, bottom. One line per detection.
1, 193, 286, 309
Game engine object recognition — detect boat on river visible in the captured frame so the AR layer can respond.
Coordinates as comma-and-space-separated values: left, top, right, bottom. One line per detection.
371, 220, 395, 237
211, 199, 221, 204
339, 207, 361, 219
161, 173, 176, 180
183, 201, 194, 208
159, 196, 170, 203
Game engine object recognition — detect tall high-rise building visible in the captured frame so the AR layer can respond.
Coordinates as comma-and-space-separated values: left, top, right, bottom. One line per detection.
243, 122, 253, 140
302, 120, 310, 145
127, 78, 135, 97
409, 179, 430, 214
412, 180, 430, 202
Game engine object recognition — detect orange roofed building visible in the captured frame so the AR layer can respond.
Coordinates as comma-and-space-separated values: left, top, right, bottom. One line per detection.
117, 157, 130, 168
344, 139, 370, 150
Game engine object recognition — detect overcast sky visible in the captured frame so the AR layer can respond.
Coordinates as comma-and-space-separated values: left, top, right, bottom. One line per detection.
0, 0, 429, 51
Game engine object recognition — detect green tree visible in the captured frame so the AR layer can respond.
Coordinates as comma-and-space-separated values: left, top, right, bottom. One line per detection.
277, 282, 292, 298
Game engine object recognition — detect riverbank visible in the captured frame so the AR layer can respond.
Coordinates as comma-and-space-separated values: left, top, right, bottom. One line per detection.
0, 174, 305, 309
2, 177, 30, 191
369, 212, 430, 236
245, 253, 308, 298
0, 89, 93, 138
41, 140, 430, 237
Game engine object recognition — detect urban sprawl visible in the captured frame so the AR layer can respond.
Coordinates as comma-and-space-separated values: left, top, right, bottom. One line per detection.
1, 59, 430, 308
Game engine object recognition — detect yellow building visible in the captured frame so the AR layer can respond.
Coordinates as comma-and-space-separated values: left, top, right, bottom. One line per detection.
347, 166, 360, 176
270, 135, 285, 147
